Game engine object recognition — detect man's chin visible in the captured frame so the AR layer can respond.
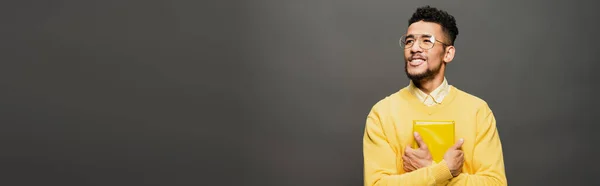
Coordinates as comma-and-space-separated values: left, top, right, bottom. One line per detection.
405, 62, 442, 82
406, 72, 433, 82
407, 71, 426, 77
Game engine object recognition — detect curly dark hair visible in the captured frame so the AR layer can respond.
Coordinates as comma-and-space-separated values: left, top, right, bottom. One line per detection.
408, 5, 459, 45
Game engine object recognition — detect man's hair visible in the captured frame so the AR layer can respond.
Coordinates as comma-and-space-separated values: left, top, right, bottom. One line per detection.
408, 5, 459, 45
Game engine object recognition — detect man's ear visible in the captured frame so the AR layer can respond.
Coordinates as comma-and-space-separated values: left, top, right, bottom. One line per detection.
443, 46, 455, 63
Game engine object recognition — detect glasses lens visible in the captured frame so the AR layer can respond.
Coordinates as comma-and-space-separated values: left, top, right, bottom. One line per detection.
400, 36, 414, 48
400, 34, 438, 49
399, 36, 406, 48
419, 35, 435, 49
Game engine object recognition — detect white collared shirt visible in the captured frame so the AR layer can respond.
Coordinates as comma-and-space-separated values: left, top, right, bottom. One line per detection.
407, 78, 451, 106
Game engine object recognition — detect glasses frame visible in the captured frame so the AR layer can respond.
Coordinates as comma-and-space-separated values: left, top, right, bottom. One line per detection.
399, 34, 451, 50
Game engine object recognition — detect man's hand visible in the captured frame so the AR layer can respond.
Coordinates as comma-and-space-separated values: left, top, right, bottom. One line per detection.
444, 138, 464, 177
403, 132, 433, 172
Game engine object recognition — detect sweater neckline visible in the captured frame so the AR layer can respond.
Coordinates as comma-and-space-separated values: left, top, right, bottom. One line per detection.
400, 85, 459, 115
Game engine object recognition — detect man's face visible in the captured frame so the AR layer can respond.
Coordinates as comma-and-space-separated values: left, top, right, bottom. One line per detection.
403, 21, 450, 82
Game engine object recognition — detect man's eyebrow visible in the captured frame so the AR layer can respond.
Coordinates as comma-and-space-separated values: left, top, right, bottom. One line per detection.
405, 34, 433, 38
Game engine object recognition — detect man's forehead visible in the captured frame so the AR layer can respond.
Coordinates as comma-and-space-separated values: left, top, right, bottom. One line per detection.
406, 21, 443, 35
405, 33, 433, 37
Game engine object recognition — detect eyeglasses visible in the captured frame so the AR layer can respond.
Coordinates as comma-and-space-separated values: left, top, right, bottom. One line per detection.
399, 34, 450, 50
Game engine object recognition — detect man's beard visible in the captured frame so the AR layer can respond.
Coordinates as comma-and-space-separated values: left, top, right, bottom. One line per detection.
405, 61, 442, 82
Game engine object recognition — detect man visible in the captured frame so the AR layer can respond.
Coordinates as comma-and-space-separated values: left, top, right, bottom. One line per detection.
363, 6, 507, 186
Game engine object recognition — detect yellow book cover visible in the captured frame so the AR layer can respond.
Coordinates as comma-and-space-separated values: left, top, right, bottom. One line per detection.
412, 120, 455, 163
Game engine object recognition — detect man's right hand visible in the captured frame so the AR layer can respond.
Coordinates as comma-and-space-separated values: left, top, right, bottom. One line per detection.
444, 138, 464, 177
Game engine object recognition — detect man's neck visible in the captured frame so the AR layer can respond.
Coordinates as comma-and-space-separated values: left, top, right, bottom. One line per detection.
413, 75, 445, 94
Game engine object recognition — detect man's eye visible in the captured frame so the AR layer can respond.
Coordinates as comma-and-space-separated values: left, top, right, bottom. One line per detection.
423, 39, 432, 43
405, 40, 414, 44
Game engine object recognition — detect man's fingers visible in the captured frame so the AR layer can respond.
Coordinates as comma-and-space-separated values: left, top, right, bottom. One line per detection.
407, 150, 417, 158
450, 138, 464, 150
403, 156, 410, 166
402, 155, 414, 172
407, 145, 430, 159
414, 132, 428, 149
405, 147, 419, 158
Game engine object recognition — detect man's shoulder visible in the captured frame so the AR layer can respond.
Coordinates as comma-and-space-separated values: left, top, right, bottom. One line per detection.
369, 87, 409, 111
452, 86, 490, 109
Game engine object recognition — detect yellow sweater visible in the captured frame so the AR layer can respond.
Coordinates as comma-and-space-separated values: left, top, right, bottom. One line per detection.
363, 86, 507, 186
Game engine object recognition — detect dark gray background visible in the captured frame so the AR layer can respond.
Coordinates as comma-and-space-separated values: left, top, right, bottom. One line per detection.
1, 0, 599, 185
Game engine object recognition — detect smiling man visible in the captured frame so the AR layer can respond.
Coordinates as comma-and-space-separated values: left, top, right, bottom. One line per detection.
363, 6, 507, 186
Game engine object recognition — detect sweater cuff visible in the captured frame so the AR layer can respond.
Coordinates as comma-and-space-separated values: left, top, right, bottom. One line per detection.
429, 160, 453, 183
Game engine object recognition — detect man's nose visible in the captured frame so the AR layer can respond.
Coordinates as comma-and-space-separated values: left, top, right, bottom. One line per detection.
410, 41, 423, 53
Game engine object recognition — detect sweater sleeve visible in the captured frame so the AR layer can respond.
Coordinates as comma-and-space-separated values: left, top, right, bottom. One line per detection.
363, 107, 454, 186
447, 104, 507, 186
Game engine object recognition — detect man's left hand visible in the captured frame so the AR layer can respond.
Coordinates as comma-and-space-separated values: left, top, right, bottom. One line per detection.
403, 132, 433, 172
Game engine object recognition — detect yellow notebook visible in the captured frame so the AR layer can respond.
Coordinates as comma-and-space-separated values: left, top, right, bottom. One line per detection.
412, 120, 455, 163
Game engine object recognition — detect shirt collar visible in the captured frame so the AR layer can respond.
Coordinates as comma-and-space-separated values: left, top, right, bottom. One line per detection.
408, 77, 451, 106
